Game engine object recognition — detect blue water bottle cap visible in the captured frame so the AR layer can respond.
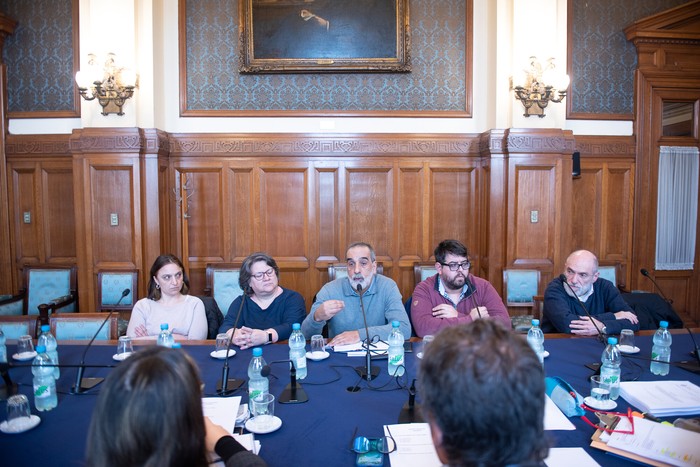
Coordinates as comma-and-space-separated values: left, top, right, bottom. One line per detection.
660, 320, 669, 328
392, 320, 400, 327
171, 342, 181, 349
160, 323, 168, 330
36, 345, 46, 353
531, 319, 540, 326
607, 337, 618, 345
292, 323, 301, 330
41, 324, 50, 332
252, 347, 263, 357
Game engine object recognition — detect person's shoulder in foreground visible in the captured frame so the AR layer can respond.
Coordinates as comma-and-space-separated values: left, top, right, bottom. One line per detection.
418, 319, 548, 466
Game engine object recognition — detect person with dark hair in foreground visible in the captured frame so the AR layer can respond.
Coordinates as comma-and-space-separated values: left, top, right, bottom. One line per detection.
418, 320, 549, 466
86, 346, 266, 467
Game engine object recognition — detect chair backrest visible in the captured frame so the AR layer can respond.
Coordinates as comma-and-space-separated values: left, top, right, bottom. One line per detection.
50, 313, 118, 340
96, 270, 138, 312
598, 262, 622, 288
532, 295, 544, 321
413, 262, 436, 287
24, 264, 78, 315
503, 269, 541, 307
328, 262, 384, 282
204, 263, 243, 317
0, 316, 38, 340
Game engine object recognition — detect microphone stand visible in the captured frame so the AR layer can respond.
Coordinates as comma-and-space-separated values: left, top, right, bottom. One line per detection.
354, 284, 379, 381
398, 378, 423, 423
0, 362, 18, 401
72, 288, 130, 394
218, 295, 246, 395
559, 274, 606, 343
640, 268, 673, 304
278, 360, 309, 404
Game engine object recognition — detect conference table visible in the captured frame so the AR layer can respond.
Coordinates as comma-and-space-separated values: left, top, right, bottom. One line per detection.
1, 330, 699, 466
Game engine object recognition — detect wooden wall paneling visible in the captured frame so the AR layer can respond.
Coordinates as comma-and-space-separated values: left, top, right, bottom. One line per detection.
480, 130, 508, 288
8, 162, 42, 271
571, 165, 603, 251
344, 161, 395, 272
313, 162, 339, 280
227, 163, 255, 263
41, 162, 76, 262
600, 163, 634, 283
396, 161, 424, 298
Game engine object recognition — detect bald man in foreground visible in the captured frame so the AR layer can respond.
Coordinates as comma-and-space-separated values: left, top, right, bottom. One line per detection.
542, 250, 639, 335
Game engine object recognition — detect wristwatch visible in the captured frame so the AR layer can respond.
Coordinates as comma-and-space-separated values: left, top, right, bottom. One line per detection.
601, 326, 607, 335
267, 331, 273, 344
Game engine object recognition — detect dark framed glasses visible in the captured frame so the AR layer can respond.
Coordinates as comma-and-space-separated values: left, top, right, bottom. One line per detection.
439, 260, 470, 271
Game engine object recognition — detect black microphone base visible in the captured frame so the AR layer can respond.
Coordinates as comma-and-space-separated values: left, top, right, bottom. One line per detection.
677, 360, 700, 374
278, 382, 309, 404
217, 378, 244, 395
398, 403, 423, 424
355, 365, 380, 381
0, 382, 18, 401
72, 377, 104, 394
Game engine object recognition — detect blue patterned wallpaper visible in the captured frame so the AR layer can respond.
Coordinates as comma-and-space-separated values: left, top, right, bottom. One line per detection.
184, 0, 468, 114
0, 0, 77, 115
569, 0, 687, 118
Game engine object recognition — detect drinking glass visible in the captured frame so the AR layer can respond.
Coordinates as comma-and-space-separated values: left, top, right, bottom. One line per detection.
310, 334, 326, 357
619, 329, 635, 351
116, 336, 133, 358
251, 393, 275, 430
590, 375, 611, 403
215, 333, 230, 353
6, 394, 33, 432
416, 334, 434, 359
17, 335, 34, 357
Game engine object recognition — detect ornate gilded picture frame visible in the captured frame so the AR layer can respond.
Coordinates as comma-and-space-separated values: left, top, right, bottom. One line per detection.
240, 0, 411, 73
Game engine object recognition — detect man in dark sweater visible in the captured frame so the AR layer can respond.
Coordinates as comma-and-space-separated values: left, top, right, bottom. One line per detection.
542, 250, 639, 335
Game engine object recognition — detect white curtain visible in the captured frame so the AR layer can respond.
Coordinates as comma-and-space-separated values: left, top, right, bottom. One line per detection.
655, 146, 699, 270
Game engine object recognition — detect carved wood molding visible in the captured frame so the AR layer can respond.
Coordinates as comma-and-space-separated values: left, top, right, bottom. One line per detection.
69, 128, 169, 155
574, 135, 636, 158
5, 134, 71, 157
168, 133, 482, 157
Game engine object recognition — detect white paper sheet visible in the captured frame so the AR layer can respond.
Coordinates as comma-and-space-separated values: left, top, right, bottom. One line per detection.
384, 423, 442, 467
544, 395, 576, 430
619, 380, 700, 416
202, 396, 241, 433
335, 340, 389, 356
545, 448, 600, 467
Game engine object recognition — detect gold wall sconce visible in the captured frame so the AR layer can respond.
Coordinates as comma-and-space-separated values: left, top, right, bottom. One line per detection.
512, 56, 569, 118
75, 53, 137, 116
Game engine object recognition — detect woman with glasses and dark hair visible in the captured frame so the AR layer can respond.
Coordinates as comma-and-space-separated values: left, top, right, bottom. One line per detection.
126, 254, 208, 340
86, 346, 266, 467
219, 252, 306, 349
409, 239, 510, 337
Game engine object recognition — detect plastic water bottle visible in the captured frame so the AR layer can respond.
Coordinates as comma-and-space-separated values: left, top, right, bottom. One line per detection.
527, 319, 545, 365
32, 345, 58, 411
0, 328, 6, 363
248, 347, 269, 411
600, 337, 621, 400
157, 323, 174, 347
650, 320, 672, 376
288, 323, 307, 380
387, 320, 405, 376
38, 324, 59, 379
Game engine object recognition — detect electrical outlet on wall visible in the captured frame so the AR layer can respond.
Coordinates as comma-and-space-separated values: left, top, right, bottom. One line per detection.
110, 213, 119, 226
530, 210, 539, 223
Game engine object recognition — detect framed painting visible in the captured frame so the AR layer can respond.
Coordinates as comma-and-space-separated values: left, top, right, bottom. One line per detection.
239, 0, 411, 73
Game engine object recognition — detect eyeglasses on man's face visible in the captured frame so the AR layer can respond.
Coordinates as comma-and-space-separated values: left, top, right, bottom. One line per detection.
251, 268, 275, 281
440, 260, 470, 271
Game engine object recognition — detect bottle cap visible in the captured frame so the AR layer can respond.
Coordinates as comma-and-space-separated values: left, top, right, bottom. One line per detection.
607, 337, 618, 345
660, 320, 669, 328
160, 323, 169, 330
253, 347, 263, 357
36, 345, 46, 353
171, 342, 181, 349
292, 323, 301, 330
41, 324, 50, 332
392, 320, 400, 327
531, 319, 540, 326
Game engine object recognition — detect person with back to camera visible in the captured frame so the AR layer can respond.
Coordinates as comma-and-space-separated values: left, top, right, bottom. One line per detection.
542, 249, 639, 335
410, 239, 511, 337
301, 241, 410, 346
126, 254, 208, 340
419, 319, 549, 466
85, 346, 266, 467
219, 252, 306, 349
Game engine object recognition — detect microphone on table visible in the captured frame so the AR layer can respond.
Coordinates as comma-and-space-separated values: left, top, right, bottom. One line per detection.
640, 268, 673, 304
398, 378, 423, 424
559, 274, 606, 344
263, 360, 308, 404
676, 328, 700, 374
72, 288, 130, 394
354, 283, 379, 381
218, 295, 246, 395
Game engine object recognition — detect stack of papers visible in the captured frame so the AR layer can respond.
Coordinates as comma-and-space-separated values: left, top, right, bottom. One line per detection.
619, 380, 700, 416
334, 340, 389, 357
202, 397, 261, 455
